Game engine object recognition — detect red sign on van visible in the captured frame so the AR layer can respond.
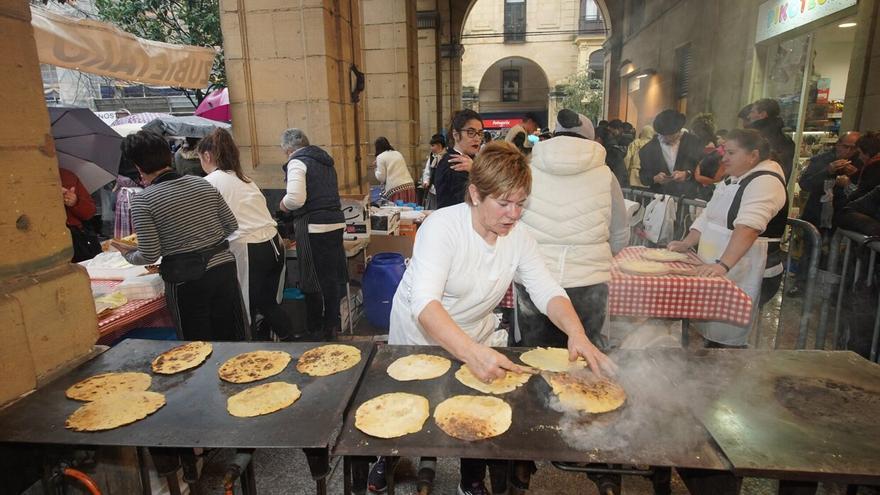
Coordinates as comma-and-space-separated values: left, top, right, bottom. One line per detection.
484, 118, 522, 129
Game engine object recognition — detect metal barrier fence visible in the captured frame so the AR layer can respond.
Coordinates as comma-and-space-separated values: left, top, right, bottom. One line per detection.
620, 188, 707, 244
775, 219, 821, 350
816, 228, 880, 362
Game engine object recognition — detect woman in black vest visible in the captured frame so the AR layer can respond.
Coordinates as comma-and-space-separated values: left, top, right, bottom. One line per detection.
279, 128, 348, 341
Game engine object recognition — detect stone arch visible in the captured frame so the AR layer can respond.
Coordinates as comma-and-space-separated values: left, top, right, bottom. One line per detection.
456, 0, 613, 41
475, 56, 551, 127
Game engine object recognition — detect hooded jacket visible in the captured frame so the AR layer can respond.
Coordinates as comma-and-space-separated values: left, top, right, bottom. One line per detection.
520, 135, 618, 287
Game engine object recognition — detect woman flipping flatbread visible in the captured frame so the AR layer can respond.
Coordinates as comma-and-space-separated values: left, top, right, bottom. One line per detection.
369, 142, 615, 495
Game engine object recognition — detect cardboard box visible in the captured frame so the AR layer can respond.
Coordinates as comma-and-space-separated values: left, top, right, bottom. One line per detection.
366, 234, 415, 258
370, 209, 401, 233
340, 194, 371, 239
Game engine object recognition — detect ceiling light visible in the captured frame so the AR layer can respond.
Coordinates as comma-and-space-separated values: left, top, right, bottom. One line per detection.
839, 22, 857, 28
636, 74, 648, 79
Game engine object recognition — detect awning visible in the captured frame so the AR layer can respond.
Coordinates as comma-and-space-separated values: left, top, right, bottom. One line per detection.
30, 7, 216, 89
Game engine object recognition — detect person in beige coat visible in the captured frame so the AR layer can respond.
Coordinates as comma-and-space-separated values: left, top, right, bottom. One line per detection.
624, 125, 656, 188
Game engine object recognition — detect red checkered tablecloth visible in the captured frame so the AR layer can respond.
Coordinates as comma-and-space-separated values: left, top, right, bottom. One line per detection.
499, 284, 514, 309
91, 280, 171, 337
608, 247, 753, 326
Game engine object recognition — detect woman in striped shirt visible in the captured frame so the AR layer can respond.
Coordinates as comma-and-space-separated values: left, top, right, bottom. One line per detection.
113, 130, 247, 341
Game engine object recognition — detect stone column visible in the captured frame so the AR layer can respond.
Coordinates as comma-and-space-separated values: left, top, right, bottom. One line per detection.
360, 0, 420, 179
417, 6, 443, 161
0, 1, 97, 405
221, 0, 367, 193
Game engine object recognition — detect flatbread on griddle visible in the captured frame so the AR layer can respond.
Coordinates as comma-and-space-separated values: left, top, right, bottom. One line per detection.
454, 365, 530, 394
433, 395, 512, 441
519, 347, 586, 373
543, 371, 626, 413
296, 344, 361, 377
355, 392, 429, 438
218, 351, 291, 384
65, 391, 165, 431
152, 341, 213, 375
227, 382, 301, 418
65, 372, 152, 402
387, 354, 451, 381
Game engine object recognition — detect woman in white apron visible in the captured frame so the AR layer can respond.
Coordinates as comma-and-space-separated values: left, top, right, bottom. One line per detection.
669, 129, 788, 347
198, 129, 294, 341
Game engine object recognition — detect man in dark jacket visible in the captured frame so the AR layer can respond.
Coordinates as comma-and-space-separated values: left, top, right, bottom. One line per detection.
797, 131, 861, 230
638, 110, 703, 198
279, 128, 348, 341
603, 119, 630, 187
747, 98, 796, 180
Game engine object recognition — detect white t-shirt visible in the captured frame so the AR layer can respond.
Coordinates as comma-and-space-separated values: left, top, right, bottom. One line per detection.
205, 170, 277, 243
376, 150, 413, 193
389, 203, 568, 346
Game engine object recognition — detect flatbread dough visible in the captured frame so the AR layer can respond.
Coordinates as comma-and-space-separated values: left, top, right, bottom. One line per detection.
454, 365, 531, 394
641, 249, 690, 262
218, 351, 291, 384
387, 354, 451, 381
227, 382, 301, 418
543, 371, 626, 413
434, 395, 512, 441
296, 344, 361, 377
618, 260, 670, 276
519, 347, 586, 373
65, 372, 152, 402
152, 341, 213, 375
65, 391, 165, 431
355, 392, 430, 438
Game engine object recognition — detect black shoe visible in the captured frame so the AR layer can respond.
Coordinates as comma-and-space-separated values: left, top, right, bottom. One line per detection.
367, 457, 387, 493
457, 481, 490, 495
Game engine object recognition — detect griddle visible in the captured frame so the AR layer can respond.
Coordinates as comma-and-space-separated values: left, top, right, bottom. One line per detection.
332, 345, 731, 471
0, 339, 373, 449
677, 349, 880, 485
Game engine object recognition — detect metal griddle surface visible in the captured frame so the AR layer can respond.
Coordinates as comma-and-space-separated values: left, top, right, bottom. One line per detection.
332, 345, 730, 470
681, 349, 880, 484
0, 339, 372, 449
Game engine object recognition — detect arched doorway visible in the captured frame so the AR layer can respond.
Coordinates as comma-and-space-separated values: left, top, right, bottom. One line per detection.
476, 57, 550, 131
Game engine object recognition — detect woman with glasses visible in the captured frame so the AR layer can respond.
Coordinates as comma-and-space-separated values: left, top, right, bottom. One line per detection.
434, 109, 483, 209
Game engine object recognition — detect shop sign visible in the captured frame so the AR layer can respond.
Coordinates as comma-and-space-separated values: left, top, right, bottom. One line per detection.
756, 0, 857, 43
485, 118, 522, 129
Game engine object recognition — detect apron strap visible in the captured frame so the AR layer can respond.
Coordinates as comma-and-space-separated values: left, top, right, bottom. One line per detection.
726, 170, 788, 232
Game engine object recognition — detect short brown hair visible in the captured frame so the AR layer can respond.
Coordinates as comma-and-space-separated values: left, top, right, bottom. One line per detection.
465, 141, 531, 205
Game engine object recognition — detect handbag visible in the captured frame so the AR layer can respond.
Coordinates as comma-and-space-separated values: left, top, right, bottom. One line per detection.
642, 194, 677, 245
159, 241, 229, 283
68, 225, 102, 263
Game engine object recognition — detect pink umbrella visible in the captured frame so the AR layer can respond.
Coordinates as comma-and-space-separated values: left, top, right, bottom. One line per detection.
194, 88, 230, 122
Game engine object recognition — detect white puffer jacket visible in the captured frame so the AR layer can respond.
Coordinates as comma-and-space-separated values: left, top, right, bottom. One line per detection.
521, 136, 614, 287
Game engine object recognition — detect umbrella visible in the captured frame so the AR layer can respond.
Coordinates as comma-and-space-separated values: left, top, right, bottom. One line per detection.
111, 112, 171, 126
111, 123, 145, 137
194, 88, 230, 122
48, 106, 122, 193
142, 115, 231, 138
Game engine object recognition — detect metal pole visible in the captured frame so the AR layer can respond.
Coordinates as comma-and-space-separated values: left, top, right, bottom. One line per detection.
788, 219, 820, 350
832, 238, 852, 350
816, 231, 842, 348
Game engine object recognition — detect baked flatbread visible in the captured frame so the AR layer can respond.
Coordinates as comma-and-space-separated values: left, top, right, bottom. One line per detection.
618, 260, 670, 276
227, 382, 301, 418
152, 341, 213, 375
434, 395, 512, 441
387, 354, 451, 381
65, 391, 165, 431
641, 249, 690, 262
454, 365, 530, 394
543, 371, 626, 413
218, 351, 291, 384
65, 372, 152, 402
296, 344, 361, 377
519, 347, 586, 373
115, 234, 138, 247
355, 392, 429, 438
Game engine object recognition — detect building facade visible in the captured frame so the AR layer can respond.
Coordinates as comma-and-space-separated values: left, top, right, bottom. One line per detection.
459, 0, 607, 131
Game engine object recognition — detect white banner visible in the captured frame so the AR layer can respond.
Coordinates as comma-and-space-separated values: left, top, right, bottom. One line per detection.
31, 8, 216, 89
756, 0, 858, 43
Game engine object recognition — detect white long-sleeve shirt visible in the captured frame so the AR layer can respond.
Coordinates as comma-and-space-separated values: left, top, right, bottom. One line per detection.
281, 159, 344, 233
205, 170, 277, 244
389, 203, 568, 345
691, 160, 787, 234
375, 150, 413, 193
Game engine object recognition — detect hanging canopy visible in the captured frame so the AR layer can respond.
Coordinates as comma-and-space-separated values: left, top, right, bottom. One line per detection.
30, 7, 215, 89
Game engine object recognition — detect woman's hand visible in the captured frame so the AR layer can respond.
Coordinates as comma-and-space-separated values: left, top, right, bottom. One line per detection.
464, 343, 528, 383
449, 154, 473, 173
667, 240, 691, 253
693, 262, 728, 278
567, 332, 616, 377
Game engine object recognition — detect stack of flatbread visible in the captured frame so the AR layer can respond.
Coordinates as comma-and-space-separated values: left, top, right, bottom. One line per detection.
296, 344, 361, 377
641, 249, 690, 262
65, 372, 165, 431
618, 259, 670, 276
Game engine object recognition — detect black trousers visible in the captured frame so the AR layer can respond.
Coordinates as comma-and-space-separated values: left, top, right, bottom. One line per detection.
304, 229, 346, 340
165, 261, 247, 341
248, 236, 293, 340
515, 282, 609, 349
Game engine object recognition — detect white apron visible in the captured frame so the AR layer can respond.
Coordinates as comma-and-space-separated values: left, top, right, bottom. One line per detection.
695, 180, 771, 346
229, 237, 251, 323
